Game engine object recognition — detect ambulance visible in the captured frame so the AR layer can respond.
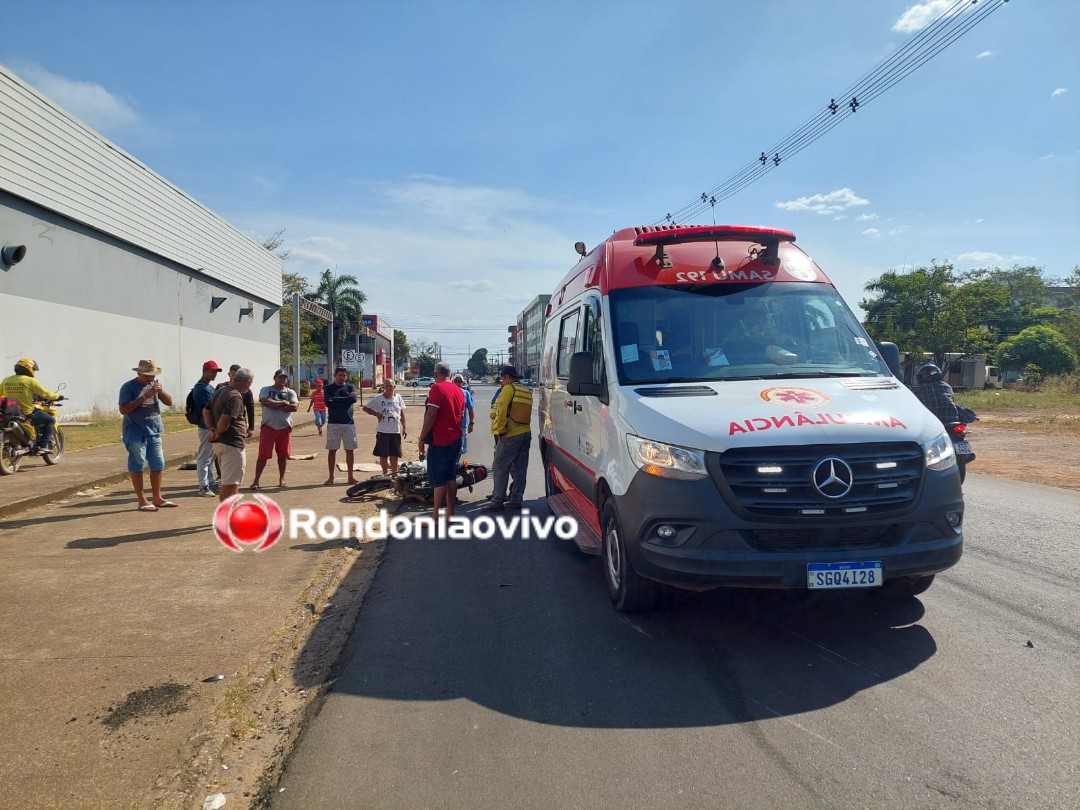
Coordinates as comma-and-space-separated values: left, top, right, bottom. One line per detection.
538, 225, 964, 612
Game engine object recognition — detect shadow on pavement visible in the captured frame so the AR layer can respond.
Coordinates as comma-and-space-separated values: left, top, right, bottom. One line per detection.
289, 502, 937, 729
66, 524, 207, 549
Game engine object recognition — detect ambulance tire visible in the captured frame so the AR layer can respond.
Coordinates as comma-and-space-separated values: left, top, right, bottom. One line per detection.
601, 500, 658, 613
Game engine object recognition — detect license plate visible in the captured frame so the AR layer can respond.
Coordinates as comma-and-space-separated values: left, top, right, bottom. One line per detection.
807, 561, 883, 589
953, 440, 971, 455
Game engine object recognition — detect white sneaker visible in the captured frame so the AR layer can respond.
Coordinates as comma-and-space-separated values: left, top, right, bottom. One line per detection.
199, 487, 216, 497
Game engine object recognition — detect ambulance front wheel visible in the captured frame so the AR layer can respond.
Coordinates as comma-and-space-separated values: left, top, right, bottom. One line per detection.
601, 500, 658, 613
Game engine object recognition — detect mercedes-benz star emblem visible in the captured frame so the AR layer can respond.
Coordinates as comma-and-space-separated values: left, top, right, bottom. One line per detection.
812, 457, 854, 499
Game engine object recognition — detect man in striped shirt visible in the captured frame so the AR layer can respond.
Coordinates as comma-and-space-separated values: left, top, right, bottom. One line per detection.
307, 379, 328, 436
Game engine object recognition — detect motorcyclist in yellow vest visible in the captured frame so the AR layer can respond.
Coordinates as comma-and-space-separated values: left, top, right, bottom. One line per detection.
485, 365, 533, 511
0, 358, 62, 450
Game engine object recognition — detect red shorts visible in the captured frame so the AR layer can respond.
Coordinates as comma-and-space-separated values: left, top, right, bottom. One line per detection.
258, 425, 292, 460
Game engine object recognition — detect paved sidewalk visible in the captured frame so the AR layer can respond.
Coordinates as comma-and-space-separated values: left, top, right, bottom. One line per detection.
0, 403, 435, 808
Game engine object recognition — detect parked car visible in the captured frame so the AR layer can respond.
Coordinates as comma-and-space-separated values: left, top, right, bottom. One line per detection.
407, 376, 435, 387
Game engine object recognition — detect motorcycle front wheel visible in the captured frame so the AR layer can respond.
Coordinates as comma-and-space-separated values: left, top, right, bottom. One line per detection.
0, 436, 20, 475
42, 428, 65, 465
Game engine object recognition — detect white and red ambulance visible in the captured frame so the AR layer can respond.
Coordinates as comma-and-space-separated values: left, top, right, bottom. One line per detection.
538, 225, 964, 612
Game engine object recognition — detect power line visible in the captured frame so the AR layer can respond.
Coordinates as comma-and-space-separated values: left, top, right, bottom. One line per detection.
655, 0, 1011, 225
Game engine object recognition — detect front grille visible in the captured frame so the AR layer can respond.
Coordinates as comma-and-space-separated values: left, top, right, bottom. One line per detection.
713, 442, 924, 519
745, 525, 900, 552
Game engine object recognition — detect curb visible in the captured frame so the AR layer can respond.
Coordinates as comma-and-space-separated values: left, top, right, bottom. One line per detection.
0, 452, 199, 520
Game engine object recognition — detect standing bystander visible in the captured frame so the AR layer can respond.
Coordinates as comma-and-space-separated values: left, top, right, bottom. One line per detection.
204, 368, 254, 501
362, 379, 407, 476
118, 359, 177, 511
251, 370, 299, 489
416, 362, 465, 519
452, 374, 475, 455
307, 379, 328, 436
323, 366, 359, 486
485, 365, 533, 511
190, 360, 222, 496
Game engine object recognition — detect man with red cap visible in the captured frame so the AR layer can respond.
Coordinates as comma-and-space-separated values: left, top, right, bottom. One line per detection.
189, 360, 222, 496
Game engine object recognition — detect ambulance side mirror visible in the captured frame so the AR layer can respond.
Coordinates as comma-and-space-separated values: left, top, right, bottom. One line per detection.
878, 342, 901, 378
567, 352, 603, 397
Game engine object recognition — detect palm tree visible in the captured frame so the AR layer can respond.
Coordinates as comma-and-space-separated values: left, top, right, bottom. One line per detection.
314, 269, 367, 358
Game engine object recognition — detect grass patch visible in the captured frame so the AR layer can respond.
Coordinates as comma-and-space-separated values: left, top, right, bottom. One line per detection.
215, 670, 260, 739
59, 404, 267, 453
956, 388, 1080, 413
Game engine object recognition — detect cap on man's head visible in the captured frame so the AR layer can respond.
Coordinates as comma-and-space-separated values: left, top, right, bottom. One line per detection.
203, 360, 222, 371
315, 379, 324, 387
452, 374, 465, 384
274, 369, 288, 378
499, 365, 521, 379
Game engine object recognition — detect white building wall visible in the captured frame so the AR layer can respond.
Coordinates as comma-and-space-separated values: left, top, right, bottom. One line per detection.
0, 64, 280, 303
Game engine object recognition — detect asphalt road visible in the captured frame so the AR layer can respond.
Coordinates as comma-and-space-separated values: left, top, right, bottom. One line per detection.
275, 387, 1079, 809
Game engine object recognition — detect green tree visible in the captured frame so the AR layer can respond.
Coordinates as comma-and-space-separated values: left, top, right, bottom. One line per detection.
409, 339, 438, 377
314, 269, 367, 356
393, 330, 410, 371
860, 261, 967, 368
467, 348, 490, 379
279, 272, 322, 369
996, 325, 1079, 378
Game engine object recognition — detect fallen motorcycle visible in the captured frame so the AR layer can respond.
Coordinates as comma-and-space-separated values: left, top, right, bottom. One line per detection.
945, 421, 975, 483
0, 385, 67, 475
345, 458, 489, 503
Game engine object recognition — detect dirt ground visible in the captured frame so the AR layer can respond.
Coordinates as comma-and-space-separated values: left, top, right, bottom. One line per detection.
965, 411, 1080, 490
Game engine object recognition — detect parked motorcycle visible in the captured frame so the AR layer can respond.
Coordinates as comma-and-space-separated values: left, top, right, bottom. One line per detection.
0, 384, 67, 474
945, 421, 975, 483
345, 458, 489, 503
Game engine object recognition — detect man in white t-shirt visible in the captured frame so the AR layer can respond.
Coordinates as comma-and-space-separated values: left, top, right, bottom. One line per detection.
362, 379, 408, 476
251, 370, 299, 489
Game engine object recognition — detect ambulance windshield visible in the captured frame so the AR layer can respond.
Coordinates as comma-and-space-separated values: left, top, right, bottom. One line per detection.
609, 282, 889, 384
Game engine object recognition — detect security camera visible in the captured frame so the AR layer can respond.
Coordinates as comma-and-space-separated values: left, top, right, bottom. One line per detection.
2, 245, 27, 266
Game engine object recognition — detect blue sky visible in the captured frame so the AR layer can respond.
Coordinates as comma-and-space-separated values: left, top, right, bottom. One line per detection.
4, 0, 1077, 368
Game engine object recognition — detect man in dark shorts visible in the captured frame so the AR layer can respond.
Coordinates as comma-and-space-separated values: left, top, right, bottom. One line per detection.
416, 362, 465, 518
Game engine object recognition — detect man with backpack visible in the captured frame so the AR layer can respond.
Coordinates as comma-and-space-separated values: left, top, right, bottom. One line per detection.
484, 365, 533, 511
187, 360, 222, 496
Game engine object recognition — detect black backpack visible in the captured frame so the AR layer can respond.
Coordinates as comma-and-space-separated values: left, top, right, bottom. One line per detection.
185, 387, 201, 426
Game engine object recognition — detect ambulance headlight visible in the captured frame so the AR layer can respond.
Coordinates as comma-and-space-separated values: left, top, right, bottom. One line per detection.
626, 435, 708, 480
923, 432, 957, 472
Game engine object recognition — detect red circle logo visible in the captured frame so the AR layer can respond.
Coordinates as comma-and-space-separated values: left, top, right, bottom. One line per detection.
213, 495, 284, 552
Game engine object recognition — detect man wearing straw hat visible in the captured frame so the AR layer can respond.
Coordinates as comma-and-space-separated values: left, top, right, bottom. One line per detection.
118, 359, 178, 512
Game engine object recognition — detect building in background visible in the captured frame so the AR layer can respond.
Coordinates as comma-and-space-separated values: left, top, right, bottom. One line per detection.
0, 66, 281, 414
361, 314, 395, 386
520, 295, 550, 380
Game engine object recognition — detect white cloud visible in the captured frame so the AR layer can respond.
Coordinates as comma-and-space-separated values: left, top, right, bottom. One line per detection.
862, 228, 881, 237
1039, 154, 1055, 161
241, 176, 579, 365
774, 188, 870, 216
448, 279, 495, 292
1051, 87, 1068, 97
11, 62, 141, 134
976, 51, 993, 59
856, 213, 879, 222
956, 251, 1034, 266
893, 1, 963, 34
833, 215, 847, 221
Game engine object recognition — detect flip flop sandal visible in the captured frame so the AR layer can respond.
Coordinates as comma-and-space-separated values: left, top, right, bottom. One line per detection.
138, 504, 158, 512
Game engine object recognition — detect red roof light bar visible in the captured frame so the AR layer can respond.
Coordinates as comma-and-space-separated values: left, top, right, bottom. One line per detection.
633, 225, 797, 247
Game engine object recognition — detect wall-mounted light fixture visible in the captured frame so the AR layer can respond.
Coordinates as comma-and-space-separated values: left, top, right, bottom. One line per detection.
2, 245, 27, 267
239, 302, 254, 318
210, 296, 227, 312
263, 306, 279, 323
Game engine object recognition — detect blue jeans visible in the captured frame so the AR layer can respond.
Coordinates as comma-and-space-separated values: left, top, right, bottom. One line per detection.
30, 410, 55, 447
197, 427, 215, 487
123, 431, 165, 473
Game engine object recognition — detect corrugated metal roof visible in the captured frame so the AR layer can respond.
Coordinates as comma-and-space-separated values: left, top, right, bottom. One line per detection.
0, 65, 281, 303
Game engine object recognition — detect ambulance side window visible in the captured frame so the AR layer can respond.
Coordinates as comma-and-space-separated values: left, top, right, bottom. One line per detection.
556, 309, 581, 378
